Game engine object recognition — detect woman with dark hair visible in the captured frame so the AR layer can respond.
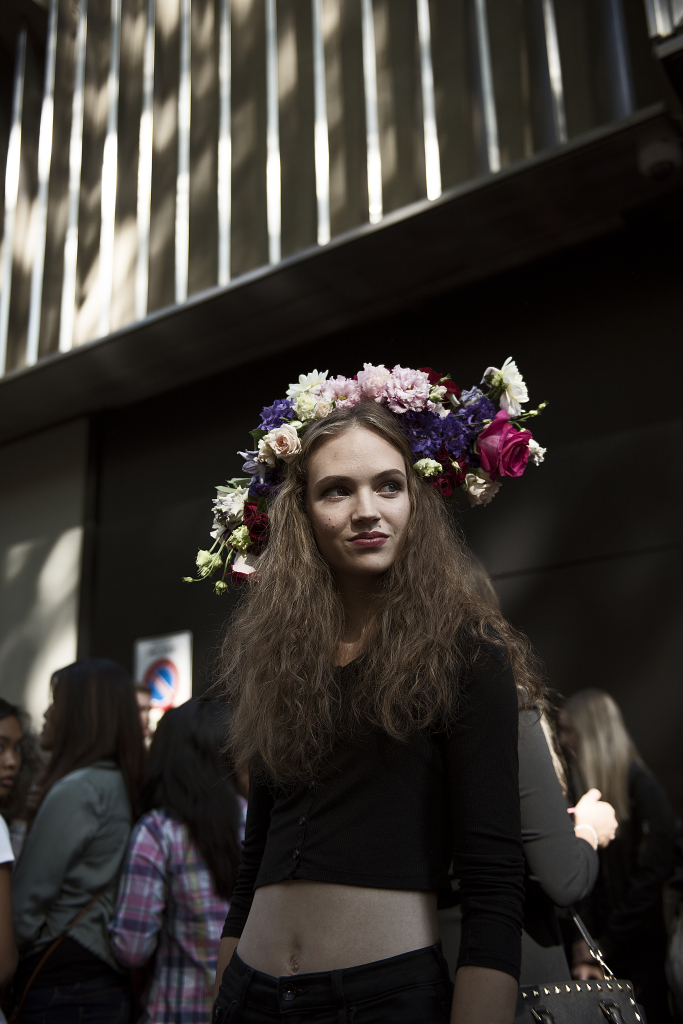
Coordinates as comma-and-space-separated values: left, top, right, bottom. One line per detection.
0, 700, 43, 861
109, 698, 245, 1023
560, 689, 677, 1022
208, 380, 545, 1024
11, 659, 144, 1023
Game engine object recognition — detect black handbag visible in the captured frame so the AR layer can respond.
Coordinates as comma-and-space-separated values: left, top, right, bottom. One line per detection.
514, 910, 648, 1024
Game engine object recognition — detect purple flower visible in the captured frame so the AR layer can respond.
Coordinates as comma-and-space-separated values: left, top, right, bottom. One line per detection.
400, 410, 468, 461
258, 398, 294, 431
248, 468, 282, 500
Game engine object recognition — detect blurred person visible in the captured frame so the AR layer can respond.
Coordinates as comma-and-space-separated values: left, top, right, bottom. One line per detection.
0, 805, 17, 993
135, 684, 153, 742
440, 561, 618, 985
10, 659, 144, 1023
561, 688, 677, 1022
109, 699, 245, 1023
0, 701, 43, 860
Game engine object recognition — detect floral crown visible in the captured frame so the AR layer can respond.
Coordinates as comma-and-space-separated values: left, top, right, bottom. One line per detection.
186, 360, 546, 592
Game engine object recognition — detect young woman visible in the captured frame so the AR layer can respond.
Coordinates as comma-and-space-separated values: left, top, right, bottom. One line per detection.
211, 399, 544, 1024
560, 688, 677, 1022
109, 698, 245, 1023
11, 659, 144, 1023
0, 700, 42, 860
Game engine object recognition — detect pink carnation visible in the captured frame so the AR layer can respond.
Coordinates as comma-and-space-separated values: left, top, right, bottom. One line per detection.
319, 375, 362, 407
356, 363, 391, 403
383, 365, 432, 413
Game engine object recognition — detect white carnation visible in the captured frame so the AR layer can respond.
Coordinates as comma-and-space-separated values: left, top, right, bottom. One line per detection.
528, 439, 546, 465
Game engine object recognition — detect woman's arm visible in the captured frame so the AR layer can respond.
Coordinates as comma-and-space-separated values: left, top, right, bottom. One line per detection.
518, 710, 599, 906
11, 774, 99, 949
108, 814, 167, 967
447, 642, 525, 1023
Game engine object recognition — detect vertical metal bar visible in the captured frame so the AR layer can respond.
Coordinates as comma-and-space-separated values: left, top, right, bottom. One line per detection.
26, 0, 59, 366
135, 0, 155, 319
416, 0, 441, 200
541, 0, 567, 144
473, 0, 500, 173
218, 0, 231, 284
265, 0, 281, 264
98, 0, 122, 336
0, 27, 27, 375
176, 0, 191, 303
605, 0, 635, 118
59, 0, 88, 353
312, 0, 330, 245
643, 0, 673, 37
360, 0, 382, 223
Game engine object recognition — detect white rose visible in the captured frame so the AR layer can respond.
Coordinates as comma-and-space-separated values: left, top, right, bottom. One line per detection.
294, 391, 318, 422
482, 356, 528, 417
259, 424, 301, 464
528, 439, 546, 465
314, 400, 331, 419
465, 469, 502, 507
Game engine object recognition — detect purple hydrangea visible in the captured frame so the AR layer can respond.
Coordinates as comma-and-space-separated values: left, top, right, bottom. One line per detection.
248, 468, 281, 500
258, 398, 294, 431
400, 410, 468, 461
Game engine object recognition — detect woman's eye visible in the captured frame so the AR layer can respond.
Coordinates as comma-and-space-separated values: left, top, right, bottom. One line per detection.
325, 486, 347, 498
379, 481, 400, 493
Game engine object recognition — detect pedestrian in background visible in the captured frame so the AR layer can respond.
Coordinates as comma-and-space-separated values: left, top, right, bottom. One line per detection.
109, 699, 245, 1024
11, 659, 144, 1023
560, 688, 677, 1022
0, 701, 43, 860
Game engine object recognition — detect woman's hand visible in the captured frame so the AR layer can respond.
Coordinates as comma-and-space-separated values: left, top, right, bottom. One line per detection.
571, 789, 618, 848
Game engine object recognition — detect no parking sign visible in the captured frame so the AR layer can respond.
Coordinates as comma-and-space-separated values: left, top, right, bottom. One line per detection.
134, 631, 192, 713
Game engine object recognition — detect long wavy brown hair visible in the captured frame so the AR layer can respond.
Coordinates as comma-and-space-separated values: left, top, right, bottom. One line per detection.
221, 402, 544, 787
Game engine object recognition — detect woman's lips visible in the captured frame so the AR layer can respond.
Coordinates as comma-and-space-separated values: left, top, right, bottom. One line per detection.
0, 776, 16, 789
349, 532, 388, 548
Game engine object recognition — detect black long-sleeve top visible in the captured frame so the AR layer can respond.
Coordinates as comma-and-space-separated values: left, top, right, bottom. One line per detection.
223, 641, 525, 980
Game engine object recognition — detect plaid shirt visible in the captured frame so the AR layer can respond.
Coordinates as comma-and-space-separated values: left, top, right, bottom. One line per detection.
109, 801, 247, 1023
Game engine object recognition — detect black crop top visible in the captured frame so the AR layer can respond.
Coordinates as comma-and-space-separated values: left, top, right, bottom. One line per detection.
222, 641, 524, 980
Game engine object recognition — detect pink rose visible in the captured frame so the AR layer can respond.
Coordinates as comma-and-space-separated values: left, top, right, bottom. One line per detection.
356, 363, 391, 402
383, 365, 432, 413
477, 411, 532, 479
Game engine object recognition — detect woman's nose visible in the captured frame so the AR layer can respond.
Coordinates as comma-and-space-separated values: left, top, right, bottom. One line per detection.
351, 489, 380, 522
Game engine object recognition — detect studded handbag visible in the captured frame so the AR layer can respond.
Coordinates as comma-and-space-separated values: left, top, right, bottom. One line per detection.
514, 910, 648, 1024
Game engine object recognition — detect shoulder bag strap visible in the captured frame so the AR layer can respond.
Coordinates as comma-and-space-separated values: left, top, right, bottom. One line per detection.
9, 886, 108, 1023
568, 904, 615, 980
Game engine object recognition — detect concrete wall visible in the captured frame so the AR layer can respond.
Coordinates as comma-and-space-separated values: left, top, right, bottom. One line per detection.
0, 419, 88, 725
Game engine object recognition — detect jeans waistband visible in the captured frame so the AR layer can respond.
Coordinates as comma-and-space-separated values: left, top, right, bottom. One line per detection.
228, 942, 449, 1013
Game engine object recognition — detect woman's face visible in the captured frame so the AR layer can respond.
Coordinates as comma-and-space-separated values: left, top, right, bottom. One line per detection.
558, 709, 580, 757
306, 426, 411, 583
0, 715, 23, 803
40, 701, 58, 752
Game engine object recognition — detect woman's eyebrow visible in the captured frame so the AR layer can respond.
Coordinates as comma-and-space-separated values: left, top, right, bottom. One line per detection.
314, 468, 406, 489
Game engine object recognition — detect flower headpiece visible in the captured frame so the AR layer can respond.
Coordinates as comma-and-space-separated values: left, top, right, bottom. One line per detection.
185, 359, 546, 592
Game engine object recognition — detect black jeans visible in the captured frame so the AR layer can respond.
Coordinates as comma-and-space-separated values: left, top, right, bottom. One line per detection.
16, 974, 130, 1024
212, 943, 454, 1023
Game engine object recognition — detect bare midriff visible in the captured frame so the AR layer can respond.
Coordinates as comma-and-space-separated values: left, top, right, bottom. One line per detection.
236, 880, 439, 977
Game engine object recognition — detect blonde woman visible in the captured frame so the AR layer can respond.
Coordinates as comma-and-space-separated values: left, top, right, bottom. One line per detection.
560, 688, 677, 1022
211, 401, 544, 1024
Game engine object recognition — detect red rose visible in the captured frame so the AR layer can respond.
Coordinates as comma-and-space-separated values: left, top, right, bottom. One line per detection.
477, 411, 532, 480
243, 502, 269, 553
418, 367, 461, 399
431, 447, 467, 496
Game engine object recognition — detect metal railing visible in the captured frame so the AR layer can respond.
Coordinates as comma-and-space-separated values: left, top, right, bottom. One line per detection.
0, 0, 669, 377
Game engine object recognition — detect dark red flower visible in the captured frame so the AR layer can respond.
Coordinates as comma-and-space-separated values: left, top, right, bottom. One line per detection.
418, 367, 461, 399
431, 447, 468, 496
243, 502, 269, 553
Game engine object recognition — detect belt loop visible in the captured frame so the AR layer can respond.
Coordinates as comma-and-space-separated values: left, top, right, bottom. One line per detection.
331, 969, 346, 1024
235, 963, 254, 1016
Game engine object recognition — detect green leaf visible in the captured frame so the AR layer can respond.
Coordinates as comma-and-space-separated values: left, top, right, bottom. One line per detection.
249, 428, 267, 441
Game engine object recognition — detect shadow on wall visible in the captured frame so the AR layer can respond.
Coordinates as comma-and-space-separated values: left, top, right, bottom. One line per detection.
0, 421, 87, 726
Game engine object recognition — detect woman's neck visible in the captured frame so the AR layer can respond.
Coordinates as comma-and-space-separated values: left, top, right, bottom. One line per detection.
335, 573, 380, 666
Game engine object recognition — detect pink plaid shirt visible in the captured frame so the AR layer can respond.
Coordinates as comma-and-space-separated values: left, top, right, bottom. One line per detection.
109, 801, 247, 1023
